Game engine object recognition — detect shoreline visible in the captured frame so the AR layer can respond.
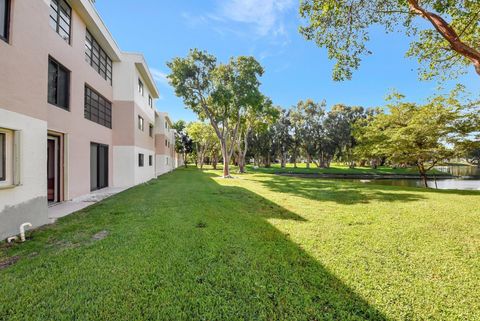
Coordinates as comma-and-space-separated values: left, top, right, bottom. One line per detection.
276, 172, 457, 180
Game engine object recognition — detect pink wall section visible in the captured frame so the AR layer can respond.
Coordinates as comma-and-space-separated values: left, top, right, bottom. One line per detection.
112, 101, 135, 146
134, 104, 155, 151
113, 101, 155, 151
155, 133, 170, 155
0, 1, 115, 199
1, 1, 165, 202
0, 1, 49, 121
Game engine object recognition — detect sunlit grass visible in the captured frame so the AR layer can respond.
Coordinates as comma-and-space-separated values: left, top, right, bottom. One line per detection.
1, 168, 479, 320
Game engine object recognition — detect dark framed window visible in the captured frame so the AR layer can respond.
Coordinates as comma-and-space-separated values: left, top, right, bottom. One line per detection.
149, 155, 153, 166
148, 95, 153, 108
90, 142, 108, 191
48, 57, 70, 110
138, 79, 144, 96
165, 139, 168, 147
138, 116, 144, 131
0, 133, 5, 181
85, 30, 113, 84
84, 85, 112, 128
149, 124, 154, 137
138, 153, 144, 167
49, 0, 71, 44
0, 0, 10, 42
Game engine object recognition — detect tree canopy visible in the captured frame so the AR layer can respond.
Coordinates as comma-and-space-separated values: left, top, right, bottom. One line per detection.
299, 0, 480, 81
354, 90, 478, 186
167, 49, 265, 177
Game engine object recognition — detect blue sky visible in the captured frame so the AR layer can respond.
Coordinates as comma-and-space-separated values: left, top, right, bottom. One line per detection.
95, 0, 479, 122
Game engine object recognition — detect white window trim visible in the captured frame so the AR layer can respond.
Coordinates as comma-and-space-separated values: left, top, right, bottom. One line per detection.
0, 128, 19, 188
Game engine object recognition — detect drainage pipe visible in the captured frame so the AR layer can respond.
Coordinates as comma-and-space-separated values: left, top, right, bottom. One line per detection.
19, 223, 32, 242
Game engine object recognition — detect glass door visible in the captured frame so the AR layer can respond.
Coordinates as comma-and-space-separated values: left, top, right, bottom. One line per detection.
90, 142, 108, 191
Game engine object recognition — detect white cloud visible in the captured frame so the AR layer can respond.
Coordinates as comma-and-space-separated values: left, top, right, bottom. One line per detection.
150, 68, 169, 85
218, 0, 294, 36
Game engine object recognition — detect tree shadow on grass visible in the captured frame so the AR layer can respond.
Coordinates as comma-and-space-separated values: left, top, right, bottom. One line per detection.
1, 168, 389, 320
242, 173, 427, 205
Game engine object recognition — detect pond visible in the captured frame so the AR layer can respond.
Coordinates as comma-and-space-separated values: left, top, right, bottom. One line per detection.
354, 165, 480, 191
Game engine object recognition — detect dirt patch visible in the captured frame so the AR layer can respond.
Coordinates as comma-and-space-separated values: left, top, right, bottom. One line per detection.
0, 256, 21, 270
196, 222, 207, 228
92, 230, 109, 241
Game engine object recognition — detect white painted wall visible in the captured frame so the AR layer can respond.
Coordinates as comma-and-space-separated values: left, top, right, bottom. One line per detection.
133, 68, 156, 121
155, 154, 175, 176
113, 146, 135, 188
113, 146, 156, 187
134, 146, 156, 185
0, 109, 49, 239
113, 55, 156, 120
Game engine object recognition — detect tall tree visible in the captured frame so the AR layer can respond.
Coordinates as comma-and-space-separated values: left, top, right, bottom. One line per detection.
236, 97, 277, 173
299, 1, 480, 81
354, 91, 475, 187
249, 124, 276, 167
167, 50, 264, 178
295, 99, 327, 168
272, 109, 292, 168
186, 121, 217, 169
326, 104, 367, 168
172, 120, 193, 168
289, 107, 304, 168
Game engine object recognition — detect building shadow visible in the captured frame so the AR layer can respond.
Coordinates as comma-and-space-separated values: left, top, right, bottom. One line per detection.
1, 168, 388, 320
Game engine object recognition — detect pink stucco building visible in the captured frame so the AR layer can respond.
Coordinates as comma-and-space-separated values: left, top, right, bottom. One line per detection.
0, 0, 180, 239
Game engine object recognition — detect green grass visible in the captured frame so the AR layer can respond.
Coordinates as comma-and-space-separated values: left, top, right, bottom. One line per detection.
1, 168, 479, 320
246, 163, 450, 176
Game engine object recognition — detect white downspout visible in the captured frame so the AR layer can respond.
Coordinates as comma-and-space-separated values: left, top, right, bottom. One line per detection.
19, 223, 32, 242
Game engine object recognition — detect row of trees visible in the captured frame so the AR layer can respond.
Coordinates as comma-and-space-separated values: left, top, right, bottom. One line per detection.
248, 101, 376, 170
168, 50, 479, 187
167, 49, 277, 177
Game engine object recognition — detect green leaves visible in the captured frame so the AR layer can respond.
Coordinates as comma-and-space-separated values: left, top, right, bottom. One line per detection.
354, 90, 478, 171
299, 0, 480, 81
167, 50, 268, 176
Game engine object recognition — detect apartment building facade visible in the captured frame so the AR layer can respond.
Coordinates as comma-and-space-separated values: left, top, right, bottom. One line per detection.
0, 0, 179, 239
155, 112, 178, 176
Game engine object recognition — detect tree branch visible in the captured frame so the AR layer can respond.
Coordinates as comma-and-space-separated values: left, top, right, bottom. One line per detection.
407, 0, 480, 75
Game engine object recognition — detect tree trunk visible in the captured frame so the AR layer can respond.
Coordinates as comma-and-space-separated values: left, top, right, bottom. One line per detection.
319, 152, 327, 168
281, 154, 287, 168
293, 148, 297, 168
408, 0, 480, 76
198, 147, 205, 170
417, 163, 430, 188
221, 140, 231, 178
306, 154, 311, 168
212, 153, 218, 170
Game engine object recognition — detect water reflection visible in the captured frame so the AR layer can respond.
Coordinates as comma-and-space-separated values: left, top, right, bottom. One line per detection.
355, 165, 480, 191
357, 178, 480, 191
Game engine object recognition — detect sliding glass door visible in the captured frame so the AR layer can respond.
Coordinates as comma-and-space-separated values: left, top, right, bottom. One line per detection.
90, 142, 108, 191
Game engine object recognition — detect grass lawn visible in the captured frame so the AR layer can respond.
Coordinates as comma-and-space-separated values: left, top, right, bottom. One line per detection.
246, 163, 450, 176
1, 168, 479, 320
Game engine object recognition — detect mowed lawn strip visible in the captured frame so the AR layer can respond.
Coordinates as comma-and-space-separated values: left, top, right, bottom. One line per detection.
0, 168, 478, 320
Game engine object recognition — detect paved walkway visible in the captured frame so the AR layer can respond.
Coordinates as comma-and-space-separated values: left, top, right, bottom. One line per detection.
48, 187, 129, 221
